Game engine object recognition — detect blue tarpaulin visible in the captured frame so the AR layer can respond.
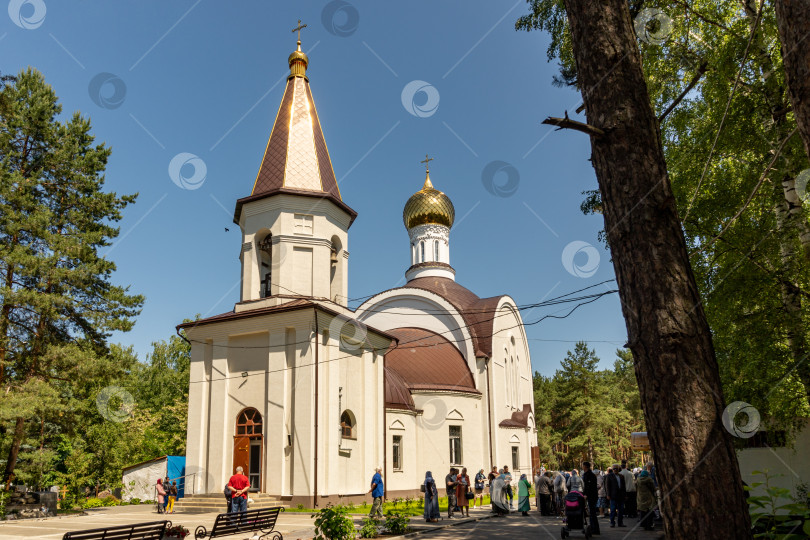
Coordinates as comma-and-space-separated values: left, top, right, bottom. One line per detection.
166, 456, 186, 498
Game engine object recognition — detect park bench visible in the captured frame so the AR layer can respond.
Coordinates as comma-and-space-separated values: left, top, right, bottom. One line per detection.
62, 520, 170, 540
194, 507, 284, 539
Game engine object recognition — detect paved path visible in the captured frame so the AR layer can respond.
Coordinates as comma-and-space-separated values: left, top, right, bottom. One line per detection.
0, 503, 664, 539
405, 512, 665, 540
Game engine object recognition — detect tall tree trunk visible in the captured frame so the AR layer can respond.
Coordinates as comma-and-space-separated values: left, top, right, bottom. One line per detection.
774, 0, 810, 159
559, 1, 752, 538
3, 417, 24, 483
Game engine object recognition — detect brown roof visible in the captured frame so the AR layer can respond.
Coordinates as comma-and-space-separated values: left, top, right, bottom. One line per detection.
499, 404, 533, 428
384, 367, 417, 412
401, 277, 506, 358
385, 327, 478, 394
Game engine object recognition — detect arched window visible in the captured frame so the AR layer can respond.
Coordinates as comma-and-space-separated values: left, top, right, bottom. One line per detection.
340, 410, 356, 439
411, 243, 416, 264
504, 351, 510, 407
236, 408, 263, 436
257, 233, 272, 298
330, 236, 342, 302
510, 356, 516, 407
433, 240, 439, 261
420, 241, 425, 263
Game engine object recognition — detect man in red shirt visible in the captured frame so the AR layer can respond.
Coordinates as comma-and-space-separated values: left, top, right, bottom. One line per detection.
227, 466, 250, 516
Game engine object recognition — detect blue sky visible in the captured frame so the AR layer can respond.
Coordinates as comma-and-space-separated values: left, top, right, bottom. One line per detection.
2, 0, 628, 375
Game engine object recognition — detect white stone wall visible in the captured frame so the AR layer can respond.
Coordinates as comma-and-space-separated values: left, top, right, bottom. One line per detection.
411, 392, 486, 483
737, 420, 810, 500
184, 307, 388, 501
122, 459, 166, 502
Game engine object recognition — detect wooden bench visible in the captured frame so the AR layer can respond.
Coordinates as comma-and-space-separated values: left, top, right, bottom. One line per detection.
62, 520, 170, 540
194, 507, 283, 539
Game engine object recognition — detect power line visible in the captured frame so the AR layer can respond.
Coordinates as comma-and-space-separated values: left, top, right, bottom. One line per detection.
186, 290, 617, 385
183, 283, 618, 351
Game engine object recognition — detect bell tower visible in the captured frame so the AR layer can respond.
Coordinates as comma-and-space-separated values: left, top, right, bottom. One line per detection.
234, 23, 356, 306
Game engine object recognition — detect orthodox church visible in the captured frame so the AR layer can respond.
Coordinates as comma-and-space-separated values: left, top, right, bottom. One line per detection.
179, 33, 537, 507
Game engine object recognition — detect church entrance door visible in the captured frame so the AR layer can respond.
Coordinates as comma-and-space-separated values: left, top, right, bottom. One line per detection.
234, 408, 263, 491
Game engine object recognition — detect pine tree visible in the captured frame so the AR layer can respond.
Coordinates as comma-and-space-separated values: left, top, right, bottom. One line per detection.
0, 68, 143, 482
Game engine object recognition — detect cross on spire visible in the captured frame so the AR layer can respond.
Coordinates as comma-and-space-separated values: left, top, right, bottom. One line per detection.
292, 19, 307, 43
420, 154, 434, 173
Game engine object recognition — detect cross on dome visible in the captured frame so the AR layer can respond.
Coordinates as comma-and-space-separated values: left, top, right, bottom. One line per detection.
292, 19, 307, 45
420, 154, 434, 173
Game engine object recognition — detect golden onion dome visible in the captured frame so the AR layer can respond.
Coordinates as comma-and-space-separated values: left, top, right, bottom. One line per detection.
288, 41, 308, 78
403, 172, 455, 229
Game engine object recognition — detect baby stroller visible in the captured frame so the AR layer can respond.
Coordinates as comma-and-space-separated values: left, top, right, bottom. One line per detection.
561, 490, 591, 539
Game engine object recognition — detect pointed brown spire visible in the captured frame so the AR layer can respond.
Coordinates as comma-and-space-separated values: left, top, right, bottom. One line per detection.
234, 31, 355, 226
249, 31, 341, 201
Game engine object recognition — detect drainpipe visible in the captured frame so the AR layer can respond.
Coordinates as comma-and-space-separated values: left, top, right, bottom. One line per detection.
313, 307, 319, 508
485, 357, 494, 468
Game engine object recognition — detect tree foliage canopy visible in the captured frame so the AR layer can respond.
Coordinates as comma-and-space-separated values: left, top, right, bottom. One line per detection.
0, 69, 189, 500
534, 343, 645, 469
518, 0, 810, 431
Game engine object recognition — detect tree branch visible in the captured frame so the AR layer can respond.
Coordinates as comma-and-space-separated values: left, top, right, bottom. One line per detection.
694, 126, 798, 254
542, 112, 605, 137
658, 61, 709, 122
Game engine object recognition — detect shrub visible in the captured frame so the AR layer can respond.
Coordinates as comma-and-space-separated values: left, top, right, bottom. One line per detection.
82, 498, 104, 509
384, 510, 409, 535
130, 497, 141, 505
102, 496, 119, 507
312, 503, 355, 540
358, 517, 380, 538
748, 470, 810, 538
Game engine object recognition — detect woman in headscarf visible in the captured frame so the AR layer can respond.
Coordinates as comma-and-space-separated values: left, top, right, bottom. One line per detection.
474, 469, 486, 509
155, 478, 166, 514
517, 473, 532, 516
423, 471, 440, 522
635, 469, 657, 531
490, 470, 509, 516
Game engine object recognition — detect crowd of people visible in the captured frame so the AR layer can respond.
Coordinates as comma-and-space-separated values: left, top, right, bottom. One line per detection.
211, 458, 660, 534
413, 458, 660, 532
535, 459, 659, 532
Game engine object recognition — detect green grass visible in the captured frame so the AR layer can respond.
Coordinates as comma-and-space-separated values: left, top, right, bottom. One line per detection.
285, 495, 492, 516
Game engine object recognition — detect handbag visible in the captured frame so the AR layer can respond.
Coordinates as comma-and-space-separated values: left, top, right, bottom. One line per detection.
420, 483, 426, 493
465, 491, 475, 500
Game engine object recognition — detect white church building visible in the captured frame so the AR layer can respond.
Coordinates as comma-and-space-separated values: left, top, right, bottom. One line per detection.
178, 34, 537, 507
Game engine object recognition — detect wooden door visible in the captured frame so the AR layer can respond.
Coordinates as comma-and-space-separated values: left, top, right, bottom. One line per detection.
233, 436, 250, 475
531, 446, 541, 471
